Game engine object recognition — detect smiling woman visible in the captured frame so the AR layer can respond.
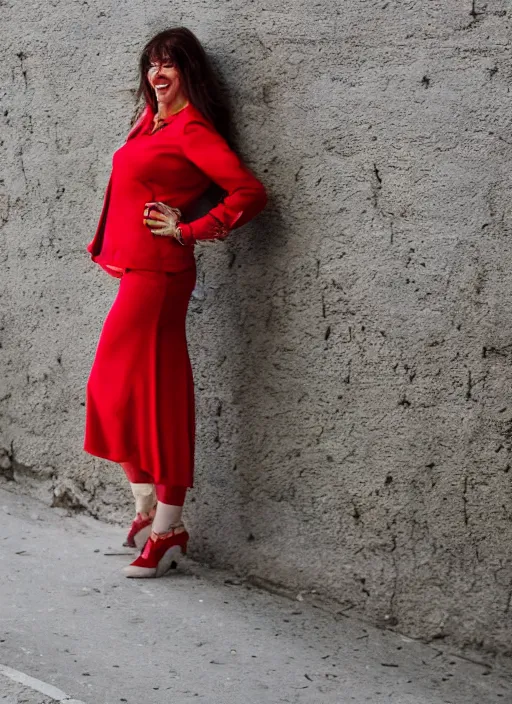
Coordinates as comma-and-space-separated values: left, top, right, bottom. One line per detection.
136, 27, 232, 142
145, 60, 187, 131
84, 27, 267, 578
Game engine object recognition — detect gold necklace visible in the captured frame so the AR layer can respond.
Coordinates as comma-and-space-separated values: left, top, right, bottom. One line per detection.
150, 114, 168, 135
151, 102, 189, 134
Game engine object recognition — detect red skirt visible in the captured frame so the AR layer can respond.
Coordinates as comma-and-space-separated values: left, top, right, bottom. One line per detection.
84, 264, 196, 487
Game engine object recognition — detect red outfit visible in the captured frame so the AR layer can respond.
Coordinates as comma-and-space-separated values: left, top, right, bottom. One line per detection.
84, 267, 196, 487
87, 103, 267, 276
84, 102, 267, 490
121, 462, 187, 506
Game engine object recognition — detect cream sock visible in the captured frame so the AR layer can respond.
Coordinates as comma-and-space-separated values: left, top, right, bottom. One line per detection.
130, 483, 156, 516
152, 501, 184, 534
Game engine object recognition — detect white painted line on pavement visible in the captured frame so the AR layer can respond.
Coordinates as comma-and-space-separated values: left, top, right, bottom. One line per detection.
0, 663, 87, 703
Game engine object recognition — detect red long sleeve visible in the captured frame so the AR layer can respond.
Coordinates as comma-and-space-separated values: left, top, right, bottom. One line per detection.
177, 119, 267, 245
87, 104, 268, 274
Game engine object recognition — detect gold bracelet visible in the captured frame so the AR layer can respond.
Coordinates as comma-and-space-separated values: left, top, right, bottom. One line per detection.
175, 225, 185, 246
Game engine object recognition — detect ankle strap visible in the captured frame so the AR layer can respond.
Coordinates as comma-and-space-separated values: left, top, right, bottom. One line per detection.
151, 523, 185, 540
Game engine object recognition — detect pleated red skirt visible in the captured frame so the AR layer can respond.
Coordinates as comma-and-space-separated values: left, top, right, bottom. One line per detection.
84, 264, 196, 487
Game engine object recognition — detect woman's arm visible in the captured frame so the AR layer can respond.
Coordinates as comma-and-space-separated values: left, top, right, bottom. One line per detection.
177, 119, 267, 245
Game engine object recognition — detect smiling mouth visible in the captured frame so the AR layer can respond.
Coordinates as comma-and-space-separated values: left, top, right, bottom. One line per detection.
155, 83, 170, 91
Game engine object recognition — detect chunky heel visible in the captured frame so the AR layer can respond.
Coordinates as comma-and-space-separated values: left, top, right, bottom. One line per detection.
133, 523, 152, 550
123, 508, 156, 549
155, 545, 185, 577
123, 524, 189, 578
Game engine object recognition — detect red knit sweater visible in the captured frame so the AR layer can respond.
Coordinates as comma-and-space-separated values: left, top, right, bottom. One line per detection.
87, 103, 267, 276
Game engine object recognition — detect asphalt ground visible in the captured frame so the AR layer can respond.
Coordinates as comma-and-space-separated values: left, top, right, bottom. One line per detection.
0, 486, 510, 704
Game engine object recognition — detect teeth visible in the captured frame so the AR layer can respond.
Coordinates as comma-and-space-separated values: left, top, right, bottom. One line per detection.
155, 84, 169, 89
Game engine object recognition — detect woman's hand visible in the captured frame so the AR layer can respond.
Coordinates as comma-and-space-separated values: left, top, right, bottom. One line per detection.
143, 202, 182, 241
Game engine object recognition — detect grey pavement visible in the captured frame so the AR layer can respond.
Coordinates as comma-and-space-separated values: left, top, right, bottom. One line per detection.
0, 486, 510, 704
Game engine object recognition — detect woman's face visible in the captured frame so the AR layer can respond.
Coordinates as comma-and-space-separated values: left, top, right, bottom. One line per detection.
147, 59, 184, 107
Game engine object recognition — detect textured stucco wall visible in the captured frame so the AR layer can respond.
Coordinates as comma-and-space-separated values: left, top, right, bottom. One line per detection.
2, 0, 512, 654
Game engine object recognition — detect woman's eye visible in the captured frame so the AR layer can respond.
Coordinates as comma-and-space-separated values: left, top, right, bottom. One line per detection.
149, 63, 174, 70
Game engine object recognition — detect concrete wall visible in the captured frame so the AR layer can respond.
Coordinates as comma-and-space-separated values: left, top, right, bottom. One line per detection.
1, 0, 512, 654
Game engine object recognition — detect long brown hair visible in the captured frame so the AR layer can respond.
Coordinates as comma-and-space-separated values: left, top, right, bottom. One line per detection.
135, 27, 231, 142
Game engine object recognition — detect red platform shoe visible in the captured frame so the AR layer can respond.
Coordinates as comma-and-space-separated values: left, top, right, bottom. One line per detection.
123, 508, 156, 549
123, 524, 189, 578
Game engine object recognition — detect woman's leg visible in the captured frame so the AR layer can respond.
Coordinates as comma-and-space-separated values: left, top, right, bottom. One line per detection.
144, 268, 193, 538
120, 461, 157, 516
121, 461, 187, 543
123, 485, 189, 577
120, 461, 157, 548
119, 268, 194, 576
152, 485, 187, 534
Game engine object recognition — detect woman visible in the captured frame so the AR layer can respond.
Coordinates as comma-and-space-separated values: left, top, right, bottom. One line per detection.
83, 27, 267, 578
